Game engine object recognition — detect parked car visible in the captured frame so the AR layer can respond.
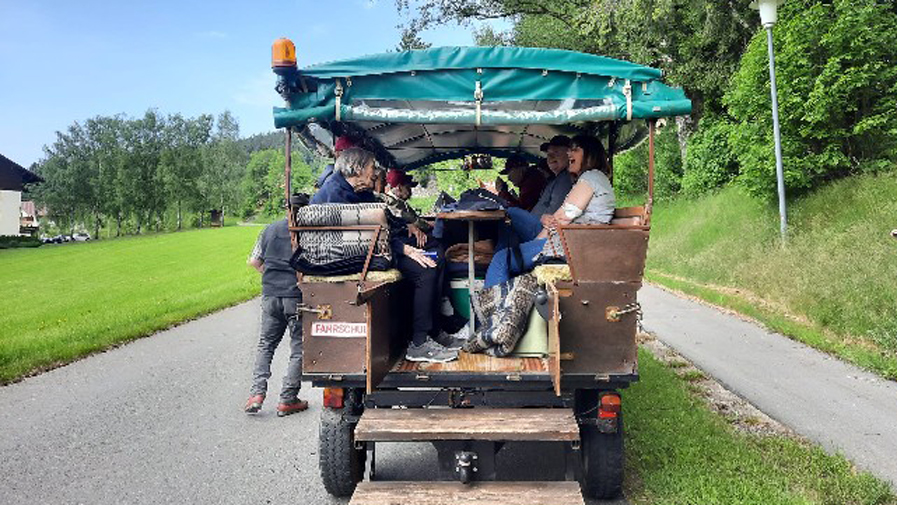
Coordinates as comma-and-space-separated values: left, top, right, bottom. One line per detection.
72, 233, 91, 242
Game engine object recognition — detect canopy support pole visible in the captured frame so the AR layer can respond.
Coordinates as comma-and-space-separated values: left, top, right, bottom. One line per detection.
607, 122, 618, 184
646, 119, 656, 225
285, 127, 298, 249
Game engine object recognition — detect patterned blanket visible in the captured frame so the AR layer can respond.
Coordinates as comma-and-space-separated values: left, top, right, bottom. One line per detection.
464, 273, 539, 357
291, 203, 392, 275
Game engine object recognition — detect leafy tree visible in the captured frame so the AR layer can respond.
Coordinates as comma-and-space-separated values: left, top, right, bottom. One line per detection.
680, 117, 738, 198
397, 26, 432, 51
160, 114, 212, 229
198, 111, 247, 226
726, 0, 897, 198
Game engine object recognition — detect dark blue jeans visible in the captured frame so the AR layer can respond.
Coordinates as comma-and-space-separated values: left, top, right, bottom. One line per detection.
250, 296, 302, 402
486, 208, 546, 288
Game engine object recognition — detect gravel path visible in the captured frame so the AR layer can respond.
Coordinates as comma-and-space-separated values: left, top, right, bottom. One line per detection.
0, 299, 622, 505
641, 284, 897, 489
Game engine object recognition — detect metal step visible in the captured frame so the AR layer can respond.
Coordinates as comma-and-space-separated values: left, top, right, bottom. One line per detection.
349, 481, 584, 505
354, 408, 580, 442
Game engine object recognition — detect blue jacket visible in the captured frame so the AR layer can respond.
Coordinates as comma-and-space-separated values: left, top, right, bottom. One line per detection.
310, 171, 376, 204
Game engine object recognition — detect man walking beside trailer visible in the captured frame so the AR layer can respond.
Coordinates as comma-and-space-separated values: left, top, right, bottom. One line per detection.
245, 214, 307, 417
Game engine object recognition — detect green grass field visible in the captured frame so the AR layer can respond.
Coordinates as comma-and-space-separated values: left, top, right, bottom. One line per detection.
0, 226, 262, 383
625, 348, 894, 504
646, 172, 897, 379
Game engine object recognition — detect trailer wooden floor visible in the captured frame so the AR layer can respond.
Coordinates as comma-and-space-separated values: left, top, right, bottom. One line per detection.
392, 352, 548, 374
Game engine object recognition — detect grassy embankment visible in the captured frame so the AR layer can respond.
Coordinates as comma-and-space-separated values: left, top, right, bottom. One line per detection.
646, 172, 897, 379
625, 348, 893, 504
0, 226, 261, 384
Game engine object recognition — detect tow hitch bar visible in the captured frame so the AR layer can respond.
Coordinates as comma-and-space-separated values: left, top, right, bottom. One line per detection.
455, 451, 478, 484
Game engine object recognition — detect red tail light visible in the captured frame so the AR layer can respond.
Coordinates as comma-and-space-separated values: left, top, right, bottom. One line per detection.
323, 387, 344, 409
598, 393, 621, 419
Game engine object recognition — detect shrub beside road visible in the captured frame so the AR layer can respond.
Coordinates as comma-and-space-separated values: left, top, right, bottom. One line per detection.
0, 226, 261, 384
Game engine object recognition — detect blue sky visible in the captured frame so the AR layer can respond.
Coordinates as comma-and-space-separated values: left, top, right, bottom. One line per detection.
0, 0, 505, 167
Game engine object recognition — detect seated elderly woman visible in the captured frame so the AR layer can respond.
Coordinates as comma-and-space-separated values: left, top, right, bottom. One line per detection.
311, 147, 461, 364
484, 134, 615, 288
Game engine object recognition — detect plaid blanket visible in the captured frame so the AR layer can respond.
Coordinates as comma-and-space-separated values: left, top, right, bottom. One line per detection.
292, 204, 392, 274
463, 273, 538, 357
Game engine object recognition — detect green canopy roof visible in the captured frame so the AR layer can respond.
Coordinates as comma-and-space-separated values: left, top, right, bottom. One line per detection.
273, 46, 691, 169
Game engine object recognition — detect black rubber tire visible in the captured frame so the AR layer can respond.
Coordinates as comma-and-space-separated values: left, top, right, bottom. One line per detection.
580, 414, 624, 500
319, 407, 366, 497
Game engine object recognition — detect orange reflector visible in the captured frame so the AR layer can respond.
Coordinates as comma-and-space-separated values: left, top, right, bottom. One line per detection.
272, 38, 297, 68
323, 387, 344, 409
598, 393, 621, 419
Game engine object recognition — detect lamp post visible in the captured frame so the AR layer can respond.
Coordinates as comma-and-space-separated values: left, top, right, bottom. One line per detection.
751, 0, 787, 243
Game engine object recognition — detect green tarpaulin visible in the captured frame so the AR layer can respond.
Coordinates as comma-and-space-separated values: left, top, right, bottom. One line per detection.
272, 46, 691, 169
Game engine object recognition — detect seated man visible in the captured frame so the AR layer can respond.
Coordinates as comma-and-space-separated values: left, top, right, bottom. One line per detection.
531, 135, 574, 220
311, 148, 460, 364
495, 154, 547, 212
485, 134, 616, 288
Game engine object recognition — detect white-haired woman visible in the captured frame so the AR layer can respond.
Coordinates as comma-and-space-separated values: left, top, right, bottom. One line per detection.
311, 147, 458, 364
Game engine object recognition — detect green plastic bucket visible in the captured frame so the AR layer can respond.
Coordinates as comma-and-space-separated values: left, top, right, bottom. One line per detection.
449, 278, 485, 320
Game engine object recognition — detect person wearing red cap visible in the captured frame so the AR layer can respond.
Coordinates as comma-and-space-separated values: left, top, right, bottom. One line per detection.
495, 154, 547, 212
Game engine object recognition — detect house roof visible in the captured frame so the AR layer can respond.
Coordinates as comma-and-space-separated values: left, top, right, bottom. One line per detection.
0, 153, 43, 190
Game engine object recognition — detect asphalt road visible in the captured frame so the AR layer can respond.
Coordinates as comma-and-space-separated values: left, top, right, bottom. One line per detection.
0, 299, 623, 505
641, 285, 897, 489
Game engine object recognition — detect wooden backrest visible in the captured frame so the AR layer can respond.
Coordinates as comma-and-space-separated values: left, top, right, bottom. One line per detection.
556, 206, 650, 283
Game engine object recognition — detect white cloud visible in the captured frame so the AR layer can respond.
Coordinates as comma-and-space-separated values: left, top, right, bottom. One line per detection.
233, 71, 280, 108
196, 30, 228, 39
310, 23, 329, 37
361, 0, 378, 9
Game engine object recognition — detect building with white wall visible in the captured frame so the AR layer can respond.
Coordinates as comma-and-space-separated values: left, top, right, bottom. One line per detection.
0, 153, 42, 236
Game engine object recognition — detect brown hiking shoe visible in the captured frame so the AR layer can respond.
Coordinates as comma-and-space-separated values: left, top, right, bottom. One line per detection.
276, 399, 309, 417
244, 394, 265, 414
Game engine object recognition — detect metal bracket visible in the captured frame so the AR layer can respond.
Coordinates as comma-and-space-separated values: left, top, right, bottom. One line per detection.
605, 302, 641, 323
298, 304, 332, 320
474, 81, 484, 126
334, 80, 344, 121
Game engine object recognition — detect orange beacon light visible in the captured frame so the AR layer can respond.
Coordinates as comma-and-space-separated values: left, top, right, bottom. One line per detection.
272, 38, 297, 69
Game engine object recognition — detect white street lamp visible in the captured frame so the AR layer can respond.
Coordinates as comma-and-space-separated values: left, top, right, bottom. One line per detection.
750, 0, 788, 243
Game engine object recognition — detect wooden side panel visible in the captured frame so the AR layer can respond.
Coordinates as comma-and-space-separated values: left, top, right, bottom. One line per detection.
560, 228, 649, 283
559, 282, 639, 375
547, 285, 562, 396
366, 286, 396, 393
301, 283, 366, 374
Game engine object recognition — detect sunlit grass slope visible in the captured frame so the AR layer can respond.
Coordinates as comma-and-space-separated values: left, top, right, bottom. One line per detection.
626, 349, 894, 505
0, 226, 262, 383
647, 172, 897, 378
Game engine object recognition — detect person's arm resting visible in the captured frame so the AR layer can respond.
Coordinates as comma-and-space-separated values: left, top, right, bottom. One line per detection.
536, 181, 594, 238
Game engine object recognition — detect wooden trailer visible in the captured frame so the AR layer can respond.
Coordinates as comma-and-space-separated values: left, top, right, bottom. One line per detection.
270, 42, 691, 504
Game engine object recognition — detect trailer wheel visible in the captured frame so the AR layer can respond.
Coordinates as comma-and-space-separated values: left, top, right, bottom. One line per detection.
319, 407, 366, 497
580, 414, 624, 500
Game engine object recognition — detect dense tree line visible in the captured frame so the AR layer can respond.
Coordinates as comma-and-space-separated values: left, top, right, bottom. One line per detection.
30, 112, 324, 238
399, 0, 897, 200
